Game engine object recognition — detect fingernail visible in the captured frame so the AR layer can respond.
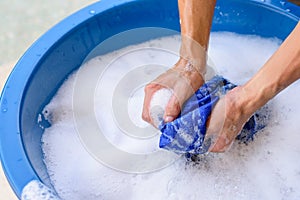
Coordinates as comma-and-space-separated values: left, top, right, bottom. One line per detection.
164, 116, 174, 122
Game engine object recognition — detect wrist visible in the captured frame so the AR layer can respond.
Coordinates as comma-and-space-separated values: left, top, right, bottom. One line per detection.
179, 35, 207, 76
172, 58, 205, 91
239, 81, 275, 116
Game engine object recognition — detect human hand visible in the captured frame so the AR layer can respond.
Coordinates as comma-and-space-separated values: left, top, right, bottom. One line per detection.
205, 86, 256, 152
205, 22, 300, 152
142, 58, 204, 127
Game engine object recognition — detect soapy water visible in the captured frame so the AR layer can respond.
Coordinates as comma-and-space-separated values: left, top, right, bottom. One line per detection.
21, 180, 59, 200
149, 88, 173, 128
39, 32, 300, 200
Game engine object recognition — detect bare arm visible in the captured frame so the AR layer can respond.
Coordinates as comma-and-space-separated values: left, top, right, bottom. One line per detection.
142, 0, 216, 125
207, 21, 300, 152
242, 22, 300, 115
179, 0, 216, 74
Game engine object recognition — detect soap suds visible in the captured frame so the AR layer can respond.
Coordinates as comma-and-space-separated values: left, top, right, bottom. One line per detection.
21, 180, 60, 200
40, 33, 300, 200
149, 88, 173, 127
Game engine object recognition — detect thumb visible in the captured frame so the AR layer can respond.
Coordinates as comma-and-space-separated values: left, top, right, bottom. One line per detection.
163, 94, 181, 123
163, 81, 196, 123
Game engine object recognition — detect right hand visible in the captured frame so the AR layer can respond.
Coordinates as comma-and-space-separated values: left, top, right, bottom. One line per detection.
205, 86, 255, 152
142, 58, 204, 127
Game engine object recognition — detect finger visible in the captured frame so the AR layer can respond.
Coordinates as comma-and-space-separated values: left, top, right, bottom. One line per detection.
205, 125, 224, 153
209, 136, 229, 152
164, 80, 196, 123
205, 98, 228, 152
164, 94, 181, 122
209, 128, 238, 153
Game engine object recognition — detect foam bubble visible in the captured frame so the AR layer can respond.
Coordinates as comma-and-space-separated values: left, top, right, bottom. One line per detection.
21, 180, 60, 200
39, 33, 300, 200
149, 88, 173, 127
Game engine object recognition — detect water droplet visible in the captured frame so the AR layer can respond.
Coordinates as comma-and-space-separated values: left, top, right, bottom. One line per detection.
286, 8, 291, 12
167, 178, 177, 195
2, 108, 7, 113
168, 193, 179, 200
280, 1, 286, 6
2, 99, 7, 105
89, 10, 96, 15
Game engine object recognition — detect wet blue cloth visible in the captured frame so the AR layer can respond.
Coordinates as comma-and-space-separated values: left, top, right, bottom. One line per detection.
159, 76, 262, 154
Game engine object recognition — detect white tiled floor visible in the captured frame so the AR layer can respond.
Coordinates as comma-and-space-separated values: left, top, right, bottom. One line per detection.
0, 1, 95, 199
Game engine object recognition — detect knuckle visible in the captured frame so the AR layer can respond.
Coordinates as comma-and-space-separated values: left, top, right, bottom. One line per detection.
165, 98, 181, 115
144, 83, 161, 92
145, 83, 155, 90
174, 101, 181, 112
142, 113, 150, 122
165, 107, 180, 117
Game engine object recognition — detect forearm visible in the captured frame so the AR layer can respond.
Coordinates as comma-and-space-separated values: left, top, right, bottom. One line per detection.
179, 0, 216, 49
242, 22, 300, 114
178, 0, 216, 74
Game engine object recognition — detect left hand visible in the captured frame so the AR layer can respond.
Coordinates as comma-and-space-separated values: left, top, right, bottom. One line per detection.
205, 86, 255, 152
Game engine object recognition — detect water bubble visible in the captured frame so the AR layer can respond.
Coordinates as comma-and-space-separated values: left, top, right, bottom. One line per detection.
167, 178, 178, 197
280, 1, 286, 6
168, 193, 179, 200
89, 10, 96, 15
1, 108, 7, 113
286, 8, 291, 12
2, 98, 7, 105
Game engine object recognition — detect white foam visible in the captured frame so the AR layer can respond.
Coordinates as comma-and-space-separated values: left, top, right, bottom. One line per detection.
149, 88, 173, 127
21, 180, 60, 200
40, 32, 300, 200
128, 87, 149, 128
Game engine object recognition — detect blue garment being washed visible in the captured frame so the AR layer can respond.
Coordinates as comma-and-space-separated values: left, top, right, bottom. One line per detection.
159, 76, 263, 154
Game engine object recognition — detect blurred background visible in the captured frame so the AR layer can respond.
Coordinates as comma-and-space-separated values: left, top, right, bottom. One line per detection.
0, 0, 299, 199
290, 0, 300, 5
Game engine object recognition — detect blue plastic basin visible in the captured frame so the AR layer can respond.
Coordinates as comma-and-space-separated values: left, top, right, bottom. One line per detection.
0, 0, 299, 198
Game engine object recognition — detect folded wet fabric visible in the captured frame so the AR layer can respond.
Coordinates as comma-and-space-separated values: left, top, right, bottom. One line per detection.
159, 75, 263, 154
